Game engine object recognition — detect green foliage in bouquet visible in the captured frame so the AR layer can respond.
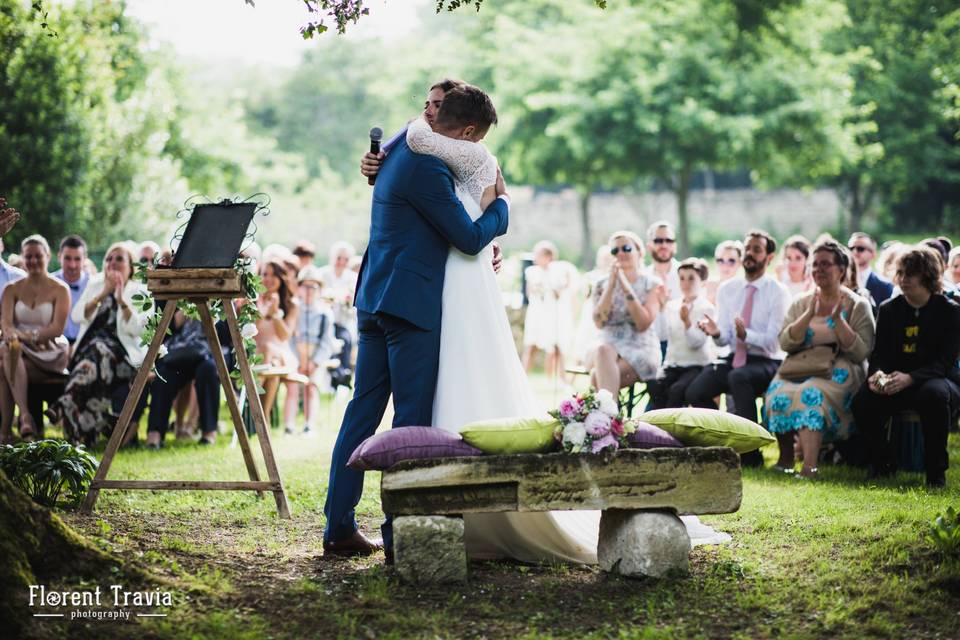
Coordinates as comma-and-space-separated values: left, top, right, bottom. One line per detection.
0, 440, 98, 508
549, 388, 636, 454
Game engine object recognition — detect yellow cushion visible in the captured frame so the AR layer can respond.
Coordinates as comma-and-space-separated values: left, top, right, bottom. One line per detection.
638, 407, 775, 454
457, 416, 560, 454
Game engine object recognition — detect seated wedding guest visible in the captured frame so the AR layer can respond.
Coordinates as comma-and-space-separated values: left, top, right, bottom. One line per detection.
648, 258, 715, 409
522, 240, 573, 378
145, 310, 221, 449
285, 266, 337, 434
645, 221, 681, 358
46, 242, 148, 445
292, 241, 316, 271
687, 230, 790, 467
571, 244, 613, 366
705, 240, 743, 305
922, 237, 951, 268
848, 232, 894, 307
0, 236, 26, 309
348, 255, 362, 274
778, 235, 814, 298
256, 260, 300, 428
0, 236, 71, 443
138, 240, 160, 265
51, 235, 89, 344
765, 240, 875, 477
256, 260, 300, 367
877, 241, 905, 281
948, 246, 960, 288
590, 230, 664, 395
318, 241, 359, 386
852, 246, 960, 488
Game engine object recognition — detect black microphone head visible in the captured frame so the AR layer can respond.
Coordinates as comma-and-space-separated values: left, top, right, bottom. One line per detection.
369, 127, 383, 142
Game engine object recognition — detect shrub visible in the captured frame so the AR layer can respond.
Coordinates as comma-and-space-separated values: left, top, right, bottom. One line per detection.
927, 507, 960, 557
0, 439, 98, 508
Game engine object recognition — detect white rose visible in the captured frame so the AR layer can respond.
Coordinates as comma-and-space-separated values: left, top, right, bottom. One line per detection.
595, 388, 619, 417
157, 344, 168, 359
562, 421, 587, 448
240, 323, 259, 339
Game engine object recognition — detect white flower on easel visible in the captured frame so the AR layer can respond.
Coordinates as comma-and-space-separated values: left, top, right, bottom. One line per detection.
240, 323, 259, 339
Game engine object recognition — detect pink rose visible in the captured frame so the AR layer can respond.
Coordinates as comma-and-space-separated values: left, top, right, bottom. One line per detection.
584, 411, 612, 437
591, 434, 619, 453
611, 419, 624, 436
559, 399, 579, 420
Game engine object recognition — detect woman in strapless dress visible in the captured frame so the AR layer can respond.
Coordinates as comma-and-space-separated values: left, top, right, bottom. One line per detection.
254, 260, 300, 430
0, 235, 70, 443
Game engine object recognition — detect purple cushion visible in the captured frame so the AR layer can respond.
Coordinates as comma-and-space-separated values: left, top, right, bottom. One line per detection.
347, 426, 484, 471
627, 421, 684, 449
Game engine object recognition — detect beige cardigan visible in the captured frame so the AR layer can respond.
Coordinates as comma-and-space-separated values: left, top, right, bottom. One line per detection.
778, 287, 875, 364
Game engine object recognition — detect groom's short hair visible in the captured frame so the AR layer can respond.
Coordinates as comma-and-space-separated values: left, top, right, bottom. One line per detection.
434, 84, 498, 132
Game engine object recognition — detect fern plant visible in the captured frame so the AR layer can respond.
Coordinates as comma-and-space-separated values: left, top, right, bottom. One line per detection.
0, 439, 99, 508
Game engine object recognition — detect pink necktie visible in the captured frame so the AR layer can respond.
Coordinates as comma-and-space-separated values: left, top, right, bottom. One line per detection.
732, 284, 756, 369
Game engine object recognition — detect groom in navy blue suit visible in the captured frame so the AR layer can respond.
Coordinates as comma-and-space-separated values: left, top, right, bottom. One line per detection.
323, 85, 509, 558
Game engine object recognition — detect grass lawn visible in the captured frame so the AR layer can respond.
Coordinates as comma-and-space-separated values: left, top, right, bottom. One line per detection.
25, 373, 960, 639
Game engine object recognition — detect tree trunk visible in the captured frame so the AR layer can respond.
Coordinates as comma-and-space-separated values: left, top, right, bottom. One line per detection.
843, 173, 875, 236
579, 191, 592, 269
0, 470, 138, 634
675, 165, 693, 258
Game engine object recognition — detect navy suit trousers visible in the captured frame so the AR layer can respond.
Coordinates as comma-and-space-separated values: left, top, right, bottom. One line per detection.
323, 310, 441, 548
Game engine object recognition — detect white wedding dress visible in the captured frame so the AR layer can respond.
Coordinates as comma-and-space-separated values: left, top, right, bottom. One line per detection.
406, 119, 729, 563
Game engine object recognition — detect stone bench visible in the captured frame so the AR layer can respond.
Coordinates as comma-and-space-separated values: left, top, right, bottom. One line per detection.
381, 446, 742, 583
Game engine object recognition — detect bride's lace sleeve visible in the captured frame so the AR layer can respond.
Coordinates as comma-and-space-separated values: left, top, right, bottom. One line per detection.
406, 117, 497, 204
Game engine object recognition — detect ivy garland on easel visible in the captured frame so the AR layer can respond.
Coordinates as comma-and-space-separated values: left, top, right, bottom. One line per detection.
131, 257, 266, 388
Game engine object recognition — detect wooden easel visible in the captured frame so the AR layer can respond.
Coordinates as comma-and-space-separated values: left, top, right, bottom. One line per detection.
81, 268, 291, 518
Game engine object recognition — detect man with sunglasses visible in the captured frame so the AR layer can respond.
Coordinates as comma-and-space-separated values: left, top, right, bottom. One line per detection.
848, 232, 894, 307
644, 221, 681, 358
687, 229, 790, 467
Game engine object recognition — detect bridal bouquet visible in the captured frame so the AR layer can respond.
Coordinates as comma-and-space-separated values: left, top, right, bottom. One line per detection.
550, 389, 637, 454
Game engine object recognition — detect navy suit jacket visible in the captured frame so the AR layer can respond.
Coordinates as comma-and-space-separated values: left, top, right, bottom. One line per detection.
866, 271, 894, 306
354, 137, 509, 331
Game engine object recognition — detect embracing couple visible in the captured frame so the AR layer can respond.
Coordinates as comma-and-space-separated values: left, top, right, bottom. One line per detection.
322, 80, 727, 564
321, 80, 600, 564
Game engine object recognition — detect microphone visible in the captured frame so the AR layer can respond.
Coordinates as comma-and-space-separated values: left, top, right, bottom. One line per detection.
368, 126, 383, 186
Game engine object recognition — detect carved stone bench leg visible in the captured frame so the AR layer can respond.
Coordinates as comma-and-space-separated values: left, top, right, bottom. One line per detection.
393, 515, 467, 584
598, 509, 691, 578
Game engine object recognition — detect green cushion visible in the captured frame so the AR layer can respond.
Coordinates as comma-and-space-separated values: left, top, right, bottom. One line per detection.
457, 416, 560, 454
638, 407, 775, 454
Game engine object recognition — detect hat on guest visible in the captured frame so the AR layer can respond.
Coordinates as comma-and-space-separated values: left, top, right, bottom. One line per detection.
297, 264, 325, 286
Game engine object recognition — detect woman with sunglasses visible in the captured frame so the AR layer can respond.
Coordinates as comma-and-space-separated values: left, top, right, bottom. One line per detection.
705, 240, 744, 306
590, 230, 664, 394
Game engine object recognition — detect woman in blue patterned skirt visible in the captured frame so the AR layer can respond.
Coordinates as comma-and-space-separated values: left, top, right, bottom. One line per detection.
765, 240, 875, 478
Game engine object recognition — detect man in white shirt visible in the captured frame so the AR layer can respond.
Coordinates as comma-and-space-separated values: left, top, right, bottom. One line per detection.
51, 234, 89, 344
687, 229, 790, 467
644, 221, 681, 352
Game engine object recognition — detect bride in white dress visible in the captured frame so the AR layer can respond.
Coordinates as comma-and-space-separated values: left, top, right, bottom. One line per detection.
406, 117, 728, 563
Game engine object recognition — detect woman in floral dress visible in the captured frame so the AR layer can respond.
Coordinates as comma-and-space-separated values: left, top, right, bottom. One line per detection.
765, 240, 875, 477
48, 242, 148, 445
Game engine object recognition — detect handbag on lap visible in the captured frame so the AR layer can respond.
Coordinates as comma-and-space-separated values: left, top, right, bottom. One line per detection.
777, 344, 838, 382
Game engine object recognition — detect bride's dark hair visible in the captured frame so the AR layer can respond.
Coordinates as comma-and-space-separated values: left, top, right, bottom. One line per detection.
434, 85, 497, 132
430, 78, 465, 93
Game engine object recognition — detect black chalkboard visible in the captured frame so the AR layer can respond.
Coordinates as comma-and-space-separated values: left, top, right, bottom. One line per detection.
172, 202, 257, 268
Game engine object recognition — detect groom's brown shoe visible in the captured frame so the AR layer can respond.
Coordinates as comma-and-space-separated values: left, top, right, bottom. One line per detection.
323, 531, 383, 557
